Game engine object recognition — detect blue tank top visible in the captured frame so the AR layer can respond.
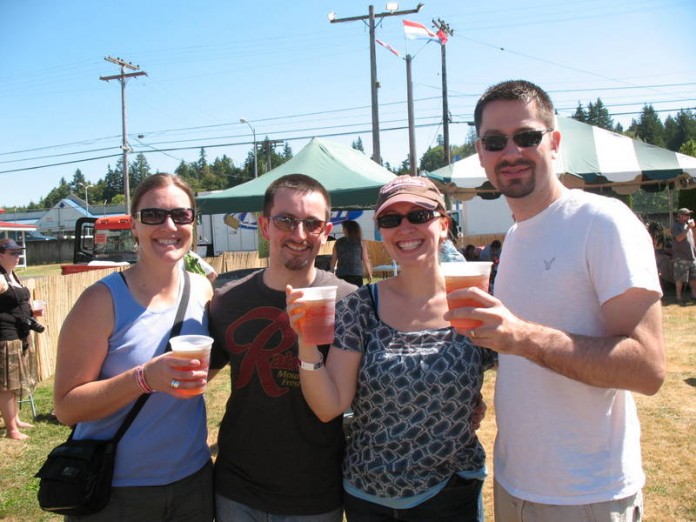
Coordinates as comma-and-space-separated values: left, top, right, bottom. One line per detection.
73, 272, 210, 487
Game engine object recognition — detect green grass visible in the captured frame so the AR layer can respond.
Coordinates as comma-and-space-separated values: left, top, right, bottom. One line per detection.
0, 375, 231, 521
1, 302, 694, 521
16, 264, 63, 279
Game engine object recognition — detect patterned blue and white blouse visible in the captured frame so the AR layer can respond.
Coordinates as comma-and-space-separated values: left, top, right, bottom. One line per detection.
333, 284, 497, 499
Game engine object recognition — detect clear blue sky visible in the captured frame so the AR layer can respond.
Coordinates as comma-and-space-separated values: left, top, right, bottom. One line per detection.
1, 0, 694, 208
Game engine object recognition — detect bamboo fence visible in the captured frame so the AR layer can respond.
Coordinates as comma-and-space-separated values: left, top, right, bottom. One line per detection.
27, 236, 501, 382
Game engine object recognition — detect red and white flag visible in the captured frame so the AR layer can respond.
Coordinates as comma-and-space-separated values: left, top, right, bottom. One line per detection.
376, 39, 400, 57
403, 19, 441, 43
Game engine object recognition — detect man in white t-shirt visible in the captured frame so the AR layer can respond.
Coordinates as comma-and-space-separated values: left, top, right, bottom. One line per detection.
445, 80, 665, 521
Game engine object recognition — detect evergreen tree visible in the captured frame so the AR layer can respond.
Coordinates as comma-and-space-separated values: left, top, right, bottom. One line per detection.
129, 153, 151, 190
351, 137, 365, 152
664, 110, 696, 152
103, 162, 124, 203
629, 105, 665, 146
69, 169, 88, 196
572, 103, 588, 123
40, 177, 71, 208
586, 98, 614, 130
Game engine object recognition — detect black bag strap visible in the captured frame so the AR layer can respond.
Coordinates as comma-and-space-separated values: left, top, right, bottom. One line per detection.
90, 270, 191, 444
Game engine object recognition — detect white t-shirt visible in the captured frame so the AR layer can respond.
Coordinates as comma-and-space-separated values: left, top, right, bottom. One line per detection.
494, 188, 661, 505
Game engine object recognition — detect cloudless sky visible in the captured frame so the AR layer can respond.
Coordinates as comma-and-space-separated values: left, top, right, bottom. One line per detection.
1, 0, 695, 208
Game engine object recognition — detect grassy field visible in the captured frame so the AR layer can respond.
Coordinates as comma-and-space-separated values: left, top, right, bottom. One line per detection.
1, 295, 694, 521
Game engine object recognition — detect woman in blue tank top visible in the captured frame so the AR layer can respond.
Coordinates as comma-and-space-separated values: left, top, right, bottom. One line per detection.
53, 173, 215, 521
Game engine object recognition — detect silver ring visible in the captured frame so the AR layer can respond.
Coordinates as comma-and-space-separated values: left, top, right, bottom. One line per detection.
170, 379, 180, 389
469, 329, 477, 339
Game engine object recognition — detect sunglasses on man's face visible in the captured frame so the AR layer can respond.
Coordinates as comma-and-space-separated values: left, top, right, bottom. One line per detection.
2, 251, 22, 257
135, 207, 195, 225
479, 128, 554, 152
270, 215, 326, 234
376, 209, 442, 229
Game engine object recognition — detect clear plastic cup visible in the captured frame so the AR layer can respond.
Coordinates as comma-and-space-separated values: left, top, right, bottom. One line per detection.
294, 286, 337, 345
32, 300, 46, 317
441, 262, 493, 330
168, 334, 213, 396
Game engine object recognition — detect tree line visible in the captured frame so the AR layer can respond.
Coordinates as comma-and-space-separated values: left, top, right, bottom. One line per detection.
11, 101, 696, 212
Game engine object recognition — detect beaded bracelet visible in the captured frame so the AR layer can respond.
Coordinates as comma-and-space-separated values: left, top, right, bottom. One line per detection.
134, 365, 154, 394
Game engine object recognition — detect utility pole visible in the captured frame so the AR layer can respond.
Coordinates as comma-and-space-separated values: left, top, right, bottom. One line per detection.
100, 56, 147, 214
328, 3, 424, 165
433, 19, 454, 164
262, 139, 284, 173
406, 54, 417, 176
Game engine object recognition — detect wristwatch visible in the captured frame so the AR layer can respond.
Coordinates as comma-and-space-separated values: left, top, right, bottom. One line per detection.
298, 352, 324, 371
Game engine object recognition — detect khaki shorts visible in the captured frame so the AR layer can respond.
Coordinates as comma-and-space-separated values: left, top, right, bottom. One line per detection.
494, 480, 642, 522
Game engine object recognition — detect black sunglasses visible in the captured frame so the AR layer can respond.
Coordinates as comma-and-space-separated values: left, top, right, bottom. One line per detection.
135, 208, 195, 225
376, 209, 442, 229
271, 215, 326, 234
480, 128, 554, 152
1, 250, 22, 257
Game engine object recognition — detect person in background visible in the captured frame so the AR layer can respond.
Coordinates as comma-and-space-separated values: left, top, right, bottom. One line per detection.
669, 208, 696, 304
452, 79, 665, 521
0, 239, 37, 440
330, 220, 373, 288
208, 174, 356, 522
53, 173, 214, 521
462, 244, 478, 261
288, 175, 495, 522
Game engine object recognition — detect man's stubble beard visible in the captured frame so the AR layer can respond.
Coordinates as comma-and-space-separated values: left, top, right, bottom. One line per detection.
495, 160, 536, 199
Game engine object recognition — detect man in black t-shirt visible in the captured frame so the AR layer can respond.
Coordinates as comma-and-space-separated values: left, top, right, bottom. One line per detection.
209, 174, 356, 521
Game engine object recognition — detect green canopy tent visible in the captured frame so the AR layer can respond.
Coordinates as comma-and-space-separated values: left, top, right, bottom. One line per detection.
196, 137, 397, 214
428, 116, 696, 202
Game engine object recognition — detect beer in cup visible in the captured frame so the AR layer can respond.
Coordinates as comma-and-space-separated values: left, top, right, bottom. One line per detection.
168, 334, 213, 396
32, 300, 46, 317
294, 286, 337, 345
441, 262, 493, 330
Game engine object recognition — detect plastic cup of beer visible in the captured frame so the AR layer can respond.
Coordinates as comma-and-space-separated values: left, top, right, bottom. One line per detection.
295, 286, 338, 345
32, 300, 46, 317
168, 334, 213, 396
441, 262, 493, 330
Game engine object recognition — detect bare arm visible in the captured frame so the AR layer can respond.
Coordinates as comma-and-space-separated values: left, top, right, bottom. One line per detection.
286, 286, 360, 421
446, 287, 665, 395
54, 278, 212, 426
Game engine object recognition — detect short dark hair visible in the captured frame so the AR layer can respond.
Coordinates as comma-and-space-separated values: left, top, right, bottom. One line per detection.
474, 80, 555, 134
130, 173, 196, 216
263, 174, 331, 219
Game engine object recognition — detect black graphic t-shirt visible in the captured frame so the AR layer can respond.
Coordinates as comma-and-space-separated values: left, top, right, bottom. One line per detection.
209, 269, 355, 515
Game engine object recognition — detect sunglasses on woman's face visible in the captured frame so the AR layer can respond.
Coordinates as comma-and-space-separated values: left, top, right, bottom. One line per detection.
376, 209, 442, 229
479, 128, 553, 152
135, 208, 195, 225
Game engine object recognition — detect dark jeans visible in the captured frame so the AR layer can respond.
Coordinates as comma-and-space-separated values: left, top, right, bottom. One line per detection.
66, 460, 214, 522
344, 475, 483, 522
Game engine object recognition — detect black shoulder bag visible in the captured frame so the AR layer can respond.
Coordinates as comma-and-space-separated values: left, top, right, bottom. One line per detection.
35, 271, 191, 516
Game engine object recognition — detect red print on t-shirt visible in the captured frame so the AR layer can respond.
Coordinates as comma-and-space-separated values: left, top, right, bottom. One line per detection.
225, 306, 297, 397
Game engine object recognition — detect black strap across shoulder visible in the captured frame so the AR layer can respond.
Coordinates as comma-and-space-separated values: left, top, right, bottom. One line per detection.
72, 270, 191, 443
